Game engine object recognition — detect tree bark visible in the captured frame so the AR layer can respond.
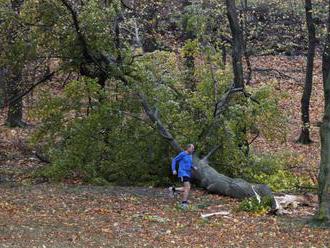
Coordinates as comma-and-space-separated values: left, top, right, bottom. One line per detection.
192, 156, 276, 208
297, 0, 316, 144
5, 0, 25, 127
226, 0, 244, 89
5, 74, 24, 127
315, 0, 330, 226
240, 0, 252, 85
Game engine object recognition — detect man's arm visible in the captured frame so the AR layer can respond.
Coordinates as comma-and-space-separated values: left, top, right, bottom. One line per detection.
171, 152, 184, 174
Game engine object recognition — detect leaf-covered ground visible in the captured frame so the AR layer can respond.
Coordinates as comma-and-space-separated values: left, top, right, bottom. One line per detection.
251, 55, 323, 181
0, 55, 329, 247
0, 184, 329, 247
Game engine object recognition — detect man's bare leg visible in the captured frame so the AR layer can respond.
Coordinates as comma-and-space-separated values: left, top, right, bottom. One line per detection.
182, 181, 191, 203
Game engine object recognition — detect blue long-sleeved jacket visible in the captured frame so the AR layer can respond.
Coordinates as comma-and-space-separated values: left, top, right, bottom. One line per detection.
171, 151, 193, 177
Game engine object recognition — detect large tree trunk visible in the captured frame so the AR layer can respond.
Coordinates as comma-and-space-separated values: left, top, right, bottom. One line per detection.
226, 0, 244, 88
240, 0, 252, 85
5, 0, 25, 127
315, 0, 330, 226
192, 156, 276, 208
297, 0, 316, 144
5, 74, 24, 127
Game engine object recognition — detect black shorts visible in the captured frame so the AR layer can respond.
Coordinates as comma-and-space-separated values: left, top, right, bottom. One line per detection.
180, 176, 192, 183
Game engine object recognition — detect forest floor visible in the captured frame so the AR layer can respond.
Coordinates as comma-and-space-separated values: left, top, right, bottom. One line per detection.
0, 55, 329, 247
0, 184, 329, 247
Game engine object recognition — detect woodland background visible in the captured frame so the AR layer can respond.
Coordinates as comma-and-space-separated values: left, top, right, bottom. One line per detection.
0, 0, 330, 246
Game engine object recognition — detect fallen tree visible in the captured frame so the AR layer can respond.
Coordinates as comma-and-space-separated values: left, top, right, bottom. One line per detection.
138, 92, 278, 210
59, 0, 280, 210
192, 157, 276, 207
135, 0, 280, 210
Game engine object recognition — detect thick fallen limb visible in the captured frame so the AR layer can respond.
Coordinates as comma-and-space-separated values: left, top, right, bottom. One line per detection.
192, 157, 277, 209
137, 92, 278, 210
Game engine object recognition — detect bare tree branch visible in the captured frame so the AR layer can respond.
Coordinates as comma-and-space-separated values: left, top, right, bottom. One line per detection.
253, 67, 302, 84
202, 144, 221, 161
136, 93, 182, 152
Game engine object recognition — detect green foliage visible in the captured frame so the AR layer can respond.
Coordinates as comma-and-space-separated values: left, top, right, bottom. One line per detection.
0, 0, 322, 192
0, 0, 37, 69
238, 196, 273, 215
243, 152, 310, 192
31, 48, 291, 187
200, 83, 288, 179
31, 77, 171, 185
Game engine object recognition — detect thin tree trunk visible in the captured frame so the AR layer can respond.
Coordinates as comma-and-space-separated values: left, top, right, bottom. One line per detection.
315, 0, 330, 226
226, 0, 244, 89
240, 0, 252, 85
182, 0, 196, 91
297, 0, 316, 144
141, 3, 158, 53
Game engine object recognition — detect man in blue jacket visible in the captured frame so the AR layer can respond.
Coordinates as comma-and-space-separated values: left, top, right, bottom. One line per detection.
169, 144, 197, 208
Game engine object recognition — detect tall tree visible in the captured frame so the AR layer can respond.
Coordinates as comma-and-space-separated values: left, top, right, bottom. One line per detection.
4, 0, 26, 127
226, 0, 244, 89
297, 0, 316, 144
240, 0, 252, 84
316, 0, 330, 226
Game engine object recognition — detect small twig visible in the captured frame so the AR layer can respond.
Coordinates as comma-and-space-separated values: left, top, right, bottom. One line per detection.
247, 130, 260, 145
201, 211, 230, 218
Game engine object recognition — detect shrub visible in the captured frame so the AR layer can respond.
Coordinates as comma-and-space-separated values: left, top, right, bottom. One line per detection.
238, 196, 273, 215
243, 152, 310, 192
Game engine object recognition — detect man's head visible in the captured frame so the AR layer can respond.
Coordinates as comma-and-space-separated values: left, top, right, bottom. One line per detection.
185, 144, 195, 154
